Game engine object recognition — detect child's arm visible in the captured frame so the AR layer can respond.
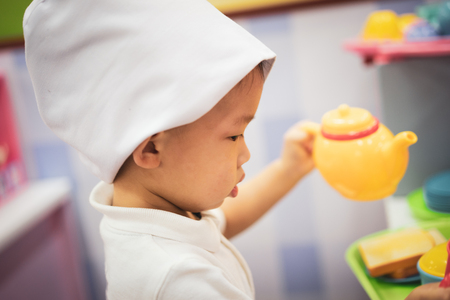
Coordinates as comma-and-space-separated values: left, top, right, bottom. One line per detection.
405, 283, 450, 300
221, 121, 317, 239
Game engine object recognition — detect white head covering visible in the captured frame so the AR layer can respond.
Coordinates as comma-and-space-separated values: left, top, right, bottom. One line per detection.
23, 0, 276, 183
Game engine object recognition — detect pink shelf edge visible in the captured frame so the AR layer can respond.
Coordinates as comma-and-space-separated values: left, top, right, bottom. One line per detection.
344, 38, 450, 65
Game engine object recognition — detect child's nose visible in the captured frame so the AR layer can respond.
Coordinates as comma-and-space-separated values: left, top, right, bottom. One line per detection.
238, 138, 251, 166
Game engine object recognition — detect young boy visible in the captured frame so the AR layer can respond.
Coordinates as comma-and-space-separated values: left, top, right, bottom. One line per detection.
23, 0, 449, 299
92, 64, 316, 299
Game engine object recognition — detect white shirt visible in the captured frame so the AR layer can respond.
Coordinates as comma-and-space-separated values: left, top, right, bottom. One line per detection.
90, 181, 254, 300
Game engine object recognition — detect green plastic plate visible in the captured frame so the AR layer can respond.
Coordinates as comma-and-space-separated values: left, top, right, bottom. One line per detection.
407, 188, 449, 221
346, 219, 450, 300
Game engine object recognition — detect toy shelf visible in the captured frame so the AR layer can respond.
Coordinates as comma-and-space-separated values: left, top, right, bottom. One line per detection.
0, 177, 71, 252
344, 38, 450, 65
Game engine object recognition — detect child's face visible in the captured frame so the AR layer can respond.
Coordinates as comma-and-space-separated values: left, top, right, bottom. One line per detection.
154, 70, 264, 212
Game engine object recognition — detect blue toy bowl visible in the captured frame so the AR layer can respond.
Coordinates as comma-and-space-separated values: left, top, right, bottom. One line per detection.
417, 261, 444, 285
424, 170, 450, 213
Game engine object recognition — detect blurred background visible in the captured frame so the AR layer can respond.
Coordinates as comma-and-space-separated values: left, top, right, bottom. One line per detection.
1, 0, 448, 299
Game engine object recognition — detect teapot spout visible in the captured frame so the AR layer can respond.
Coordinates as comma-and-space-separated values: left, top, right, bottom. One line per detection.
384, 131, 418, 155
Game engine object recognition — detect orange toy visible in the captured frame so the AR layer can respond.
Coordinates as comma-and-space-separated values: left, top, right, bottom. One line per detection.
359, 228, 435, 277
362, 10, 403, 41
302, 104, 417, 201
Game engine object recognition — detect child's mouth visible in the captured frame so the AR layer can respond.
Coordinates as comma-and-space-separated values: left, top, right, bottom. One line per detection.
229, 174, 245, 198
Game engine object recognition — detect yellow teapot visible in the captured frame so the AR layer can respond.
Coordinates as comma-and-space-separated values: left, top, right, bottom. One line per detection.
303, 104, 417, 201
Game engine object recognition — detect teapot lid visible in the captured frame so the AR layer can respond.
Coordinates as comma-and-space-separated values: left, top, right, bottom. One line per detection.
321, 104, 379, 140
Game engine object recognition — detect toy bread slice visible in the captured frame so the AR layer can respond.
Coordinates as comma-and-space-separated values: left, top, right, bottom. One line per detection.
427, 228, 447, 245
359, 228, 435, 277
386, 265, 418, 279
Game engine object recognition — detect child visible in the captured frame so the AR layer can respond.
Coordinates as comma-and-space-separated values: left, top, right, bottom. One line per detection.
23, 0, 449, 299
94, 64, 316, 299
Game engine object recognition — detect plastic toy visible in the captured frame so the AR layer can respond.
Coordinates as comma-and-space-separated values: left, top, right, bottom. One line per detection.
405, 20, 439, 41
437, 1, 450, 35
417, 1, 450, 35
418, 241, 447, 284
407, 188, 449, 221
302, 104, 417, 201
398, 13, 420, 33
424, 170, 450, 213
439, 240, 450, 287
362, 10, 403, 41
417, 2, 441, 29
359, 228, 434, 277
347, 220, 450, 300
345, 6, 450, 65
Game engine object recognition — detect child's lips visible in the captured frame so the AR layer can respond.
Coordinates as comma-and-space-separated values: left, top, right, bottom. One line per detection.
230, 174, 245, 198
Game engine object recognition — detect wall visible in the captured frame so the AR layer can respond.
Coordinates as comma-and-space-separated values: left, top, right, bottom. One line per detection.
0, 51, 106, 300
380, 57, 450, 195
229, 1, 426, 299
0, 0, 31, 41
232, 2, 384, 300
0, 0, 426, 299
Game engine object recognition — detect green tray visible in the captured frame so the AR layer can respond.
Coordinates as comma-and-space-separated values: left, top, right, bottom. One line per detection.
346, 219, 450, 300
407, 188, 450, 221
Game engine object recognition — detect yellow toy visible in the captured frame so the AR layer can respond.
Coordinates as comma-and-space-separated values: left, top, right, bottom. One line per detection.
362, 10, 403, 41
302, 104, 417, 201
419, 242, 448, 279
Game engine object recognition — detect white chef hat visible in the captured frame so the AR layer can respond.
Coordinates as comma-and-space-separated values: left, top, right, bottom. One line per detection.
23, 0, 276, 183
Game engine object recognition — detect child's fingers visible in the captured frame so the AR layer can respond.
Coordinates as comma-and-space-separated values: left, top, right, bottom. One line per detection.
303, 138, 314, 155
283, 122, 316, 157
284, 121, 319, 142
284, 127, 307, 142
298, 121, 321, 137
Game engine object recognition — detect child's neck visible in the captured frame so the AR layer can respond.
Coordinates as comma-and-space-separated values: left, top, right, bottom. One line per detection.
112, 179, 198, 220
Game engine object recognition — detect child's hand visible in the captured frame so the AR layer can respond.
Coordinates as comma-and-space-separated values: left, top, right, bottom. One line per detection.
405, 283, 450, 300
279, 121, 319, 179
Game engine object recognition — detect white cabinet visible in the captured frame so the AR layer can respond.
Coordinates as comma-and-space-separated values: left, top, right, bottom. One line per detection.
378, 56, 450, 228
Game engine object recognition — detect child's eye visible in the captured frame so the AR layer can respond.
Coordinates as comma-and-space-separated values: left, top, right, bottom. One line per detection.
230, 134, 243, 141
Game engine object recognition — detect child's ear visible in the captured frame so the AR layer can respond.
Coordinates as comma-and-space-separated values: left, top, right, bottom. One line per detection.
132, 133, 162, 169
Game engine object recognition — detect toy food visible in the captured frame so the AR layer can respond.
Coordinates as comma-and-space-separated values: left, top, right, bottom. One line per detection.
387, 265, 419, 279
405, 20, 439, 41
302, 104, 417, 201
428, 228, 447, 245
416, 2, 440, 29
374, 229, 445, 279
398, 13, 420, 33
418, 241, 447, 284
362, 10, 403, 41
359, 228, 435, 277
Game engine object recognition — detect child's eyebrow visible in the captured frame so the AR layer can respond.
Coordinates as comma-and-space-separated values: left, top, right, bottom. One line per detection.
234, 115, 255, 125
